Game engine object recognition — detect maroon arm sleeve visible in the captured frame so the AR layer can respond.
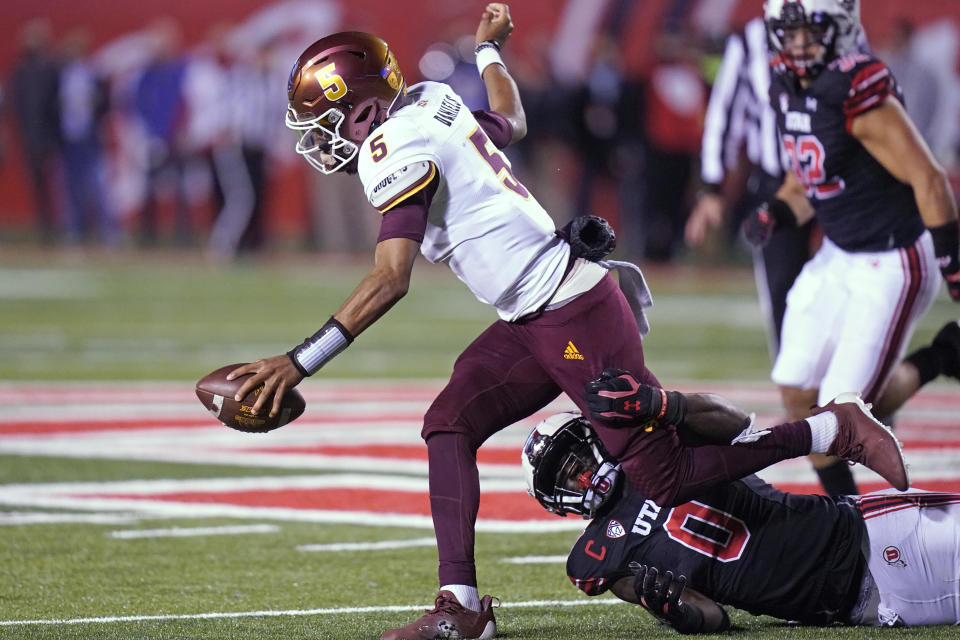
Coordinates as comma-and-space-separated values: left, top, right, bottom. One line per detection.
472, 110, 514, 149
609, 419, 812, 507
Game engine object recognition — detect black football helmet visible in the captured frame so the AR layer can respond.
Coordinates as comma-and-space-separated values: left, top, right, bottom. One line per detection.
286, 31, 406, 174
764, 0, 861, 78
522, 412, 621, 519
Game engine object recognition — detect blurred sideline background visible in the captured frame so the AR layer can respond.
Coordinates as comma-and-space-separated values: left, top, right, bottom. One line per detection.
2, 0, 960, 261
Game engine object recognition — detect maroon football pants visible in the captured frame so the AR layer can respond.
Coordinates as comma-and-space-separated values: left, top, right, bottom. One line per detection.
424, 275, 811, 586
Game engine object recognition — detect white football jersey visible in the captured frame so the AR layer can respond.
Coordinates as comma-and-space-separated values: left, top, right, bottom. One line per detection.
357, 82, 569, 321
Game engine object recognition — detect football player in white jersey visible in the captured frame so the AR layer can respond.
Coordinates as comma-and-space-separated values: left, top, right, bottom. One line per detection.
226, 5, 912, 639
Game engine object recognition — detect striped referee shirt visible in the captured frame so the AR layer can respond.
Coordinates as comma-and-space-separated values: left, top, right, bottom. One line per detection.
701, 17, 783, 187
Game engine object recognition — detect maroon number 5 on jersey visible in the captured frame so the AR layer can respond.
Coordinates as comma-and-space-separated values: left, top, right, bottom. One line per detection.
467, 127, 529, 198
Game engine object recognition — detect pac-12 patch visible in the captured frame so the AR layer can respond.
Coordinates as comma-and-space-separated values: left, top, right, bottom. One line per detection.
606, 520, 625, 539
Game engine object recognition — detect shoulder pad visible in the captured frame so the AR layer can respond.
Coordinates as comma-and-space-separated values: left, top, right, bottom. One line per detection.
839, 57, 895, 120
368, 161, 436, 212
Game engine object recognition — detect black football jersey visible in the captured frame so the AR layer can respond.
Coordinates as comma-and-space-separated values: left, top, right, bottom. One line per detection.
566, 476, 865, 625
769, 54, 925, 252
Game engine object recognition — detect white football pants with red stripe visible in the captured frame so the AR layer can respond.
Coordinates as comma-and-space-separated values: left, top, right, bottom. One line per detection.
772, 232, 940, 405
851, 489, 960, 626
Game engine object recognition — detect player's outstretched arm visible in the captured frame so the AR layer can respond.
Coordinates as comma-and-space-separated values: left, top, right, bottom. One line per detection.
682, 392, 751, 443
584, 369, 748, 442
608, 566, 731, 634
228, 238, 420, 416
475, 3, 526, 143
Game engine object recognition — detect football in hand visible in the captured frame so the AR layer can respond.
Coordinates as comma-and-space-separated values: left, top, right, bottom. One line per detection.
195, 363, 306, 433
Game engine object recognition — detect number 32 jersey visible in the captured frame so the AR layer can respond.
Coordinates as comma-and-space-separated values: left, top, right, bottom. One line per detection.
769, 54, 925, 252
357, 81, 569, 322
567, 476, 866, 625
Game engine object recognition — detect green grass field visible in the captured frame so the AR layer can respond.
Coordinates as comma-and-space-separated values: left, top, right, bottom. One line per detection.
1, 250, 958, 639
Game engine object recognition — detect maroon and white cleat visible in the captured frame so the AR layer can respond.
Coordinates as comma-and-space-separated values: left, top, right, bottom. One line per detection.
812, 392, 909, 491
380, 591, 498, 640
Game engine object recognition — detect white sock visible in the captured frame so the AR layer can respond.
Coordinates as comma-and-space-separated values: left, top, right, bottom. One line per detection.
441, 584, 480, 611
806, 412, 839, 454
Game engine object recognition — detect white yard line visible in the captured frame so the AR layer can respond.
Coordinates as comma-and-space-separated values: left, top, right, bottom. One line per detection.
501, 555, 568, 564
0, 597, 625, 626
0, 512, 140, 526
109, 524, 280, 539
297, 536, 436, 552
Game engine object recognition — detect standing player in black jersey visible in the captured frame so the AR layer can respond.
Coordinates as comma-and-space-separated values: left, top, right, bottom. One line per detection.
689, 11, 960, 498
523, 413, 960, 631
742, 0, 960, 484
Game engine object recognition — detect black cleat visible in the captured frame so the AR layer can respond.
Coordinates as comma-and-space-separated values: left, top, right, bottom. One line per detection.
932, 320, 960, 380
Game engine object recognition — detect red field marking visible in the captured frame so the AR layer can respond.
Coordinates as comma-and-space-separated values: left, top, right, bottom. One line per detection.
243, 444, 520, 465
0, 419, 217, 435
0, 414, 429, 435
75, 488, 553, 521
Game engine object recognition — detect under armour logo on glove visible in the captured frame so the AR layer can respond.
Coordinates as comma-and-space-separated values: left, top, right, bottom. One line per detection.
583, 368, 687, 429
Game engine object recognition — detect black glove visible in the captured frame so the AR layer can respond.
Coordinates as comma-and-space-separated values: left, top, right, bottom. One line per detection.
742, 198, 795, 247
930, 220, 960, 301
584, 368, 687, 428
630, 563, 705, 635
566, 215, 616, 261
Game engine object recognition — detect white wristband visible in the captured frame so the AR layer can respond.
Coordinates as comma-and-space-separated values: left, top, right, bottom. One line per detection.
476, 46, 505, 76
287, 317, 353, 376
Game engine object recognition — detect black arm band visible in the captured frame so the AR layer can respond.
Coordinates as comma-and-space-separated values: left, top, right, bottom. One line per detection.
663, 390, 688, 427
767, 198, 797, 228
286, 317, 354, 377
929, 220, 959, 260
477, 39, 502, 52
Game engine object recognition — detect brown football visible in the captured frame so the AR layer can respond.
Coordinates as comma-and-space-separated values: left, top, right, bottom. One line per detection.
195, 363, 306, 433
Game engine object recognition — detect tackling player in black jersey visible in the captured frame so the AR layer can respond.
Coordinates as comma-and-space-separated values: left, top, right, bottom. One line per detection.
524, 413, 960, 631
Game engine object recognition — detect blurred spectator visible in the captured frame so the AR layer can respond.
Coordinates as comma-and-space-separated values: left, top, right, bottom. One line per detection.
58, 28, 118, 246
638, 28, 706, 261
134, 18, 189, 247
570, 35, 641, 230
208, 38, 286, 259
0, 82, 6, 168
181, 23, 233, 235
880, 20, 939, 151
880, 19, 960, 169
10, 18, 61, 244
509, 29, 578, 223
306, 166, 375, 253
